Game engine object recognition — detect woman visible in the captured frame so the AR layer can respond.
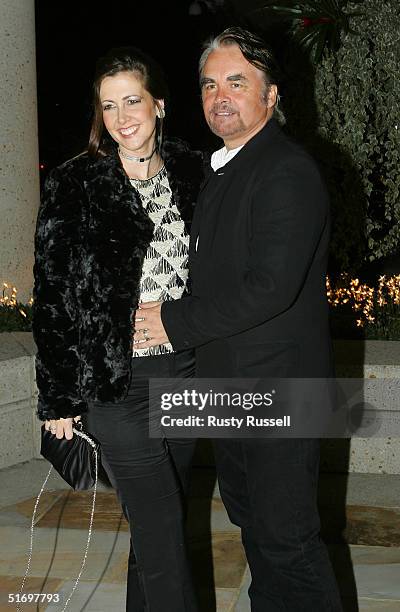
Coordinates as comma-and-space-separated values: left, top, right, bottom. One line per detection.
32, 47, 205, 611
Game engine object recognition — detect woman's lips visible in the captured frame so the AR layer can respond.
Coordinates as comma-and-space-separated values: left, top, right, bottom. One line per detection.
119, 125, 139, 136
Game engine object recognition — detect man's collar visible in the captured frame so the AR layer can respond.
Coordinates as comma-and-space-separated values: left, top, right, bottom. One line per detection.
212, 118, 281, 172
211, 144, 244, 172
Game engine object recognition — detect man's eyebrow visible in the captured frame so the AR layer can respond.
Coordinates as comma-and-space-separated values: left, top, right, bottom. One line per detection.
227, 73, 248, 82
200, 76, 215, 87
200, 73, 248, 87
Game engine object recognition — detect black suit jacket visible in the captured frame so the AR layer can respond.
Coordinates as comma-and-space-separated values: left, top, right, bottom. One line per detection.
162, 119, 333, 378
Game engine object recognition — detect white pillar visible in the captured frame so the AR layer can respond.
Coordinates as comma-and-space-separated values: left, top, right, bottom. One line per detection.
0, 0, 39, 303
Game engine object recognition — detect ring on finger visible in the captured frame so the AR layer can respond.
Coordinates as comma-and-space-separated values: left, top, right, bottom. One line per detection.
142, 328, 150, 341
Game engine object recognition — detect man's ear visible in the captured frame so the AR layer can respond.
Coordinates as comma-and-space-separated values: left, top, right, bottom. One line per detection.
266, 84, 278, 109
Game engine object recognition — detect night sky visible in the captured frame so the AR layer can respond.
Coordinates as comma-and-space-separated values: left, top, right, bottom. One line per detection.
35, 0, 233, 170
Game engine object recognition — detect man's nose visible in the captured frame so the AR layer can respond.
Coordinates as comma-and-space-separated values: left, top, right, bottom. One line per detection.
213, 85, 231, 103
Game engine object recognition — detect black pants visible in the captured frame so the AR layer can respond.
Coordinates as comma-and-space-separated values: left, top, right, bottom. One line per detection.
213, 438, 343, 611
86, 351, 198, 612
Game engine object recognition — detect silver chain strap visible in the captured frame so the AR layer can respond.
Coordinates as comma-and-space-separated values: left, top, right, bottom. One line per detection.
17, 429, 98, 612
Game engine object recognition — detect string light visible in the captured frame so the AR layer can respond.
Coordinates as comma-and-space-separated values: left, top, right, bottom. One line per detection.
1, 282, 18, 308
326, 274, 400, 327
2, 277, 400, 332
1, 282, 29, 319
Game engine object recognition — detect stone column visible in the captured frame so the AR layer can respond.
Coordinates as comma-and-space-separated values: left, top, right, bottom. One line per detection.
0, 0, 39, 303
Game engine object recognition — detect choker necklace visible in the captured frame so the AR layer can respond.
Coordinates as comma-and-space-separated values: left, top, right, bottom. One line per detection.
118, 147, 156, 163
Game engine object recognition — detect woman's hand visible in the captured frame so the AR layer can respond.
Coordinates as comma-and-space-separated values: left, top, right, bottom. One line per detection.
44, 415, 81, 440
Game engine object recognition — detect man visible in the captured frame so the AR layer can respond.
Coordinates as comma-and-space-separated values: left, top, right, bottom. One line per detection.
134, 27, 343, 611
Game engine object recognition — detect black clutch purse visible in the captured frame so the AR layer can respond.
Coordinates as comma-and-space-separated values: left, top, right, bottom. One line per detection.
18, 423, 101, 611
40, 421, 100, 491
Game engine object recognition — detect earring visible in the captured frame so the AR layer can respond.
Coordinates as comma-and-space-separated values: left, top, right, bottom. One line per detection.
157, 108, 165, 119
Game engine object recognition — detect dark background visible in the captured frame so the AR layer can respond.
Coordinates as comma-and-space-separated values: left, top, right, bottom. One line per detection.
35, 0, 237, 172
34, 0, 400, 278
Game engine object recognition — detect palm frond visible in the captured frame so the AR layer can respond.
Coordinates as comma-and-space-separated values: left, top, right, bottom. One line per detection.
259, 0, 363, 62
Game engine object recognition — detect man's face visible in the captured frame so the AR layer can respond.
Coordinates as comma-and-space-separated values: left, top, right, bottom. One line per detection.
200, 45, 277, 149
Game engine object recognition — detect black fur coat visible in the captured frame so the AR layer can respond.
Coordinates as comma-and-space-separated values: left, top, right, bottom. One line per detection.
33, 140, 206, 420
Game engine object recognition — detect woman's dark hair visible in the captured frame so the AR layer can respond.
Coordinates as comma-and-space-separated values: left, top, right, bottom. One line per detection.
88, 47, 169, 158
199, 27, 285, 124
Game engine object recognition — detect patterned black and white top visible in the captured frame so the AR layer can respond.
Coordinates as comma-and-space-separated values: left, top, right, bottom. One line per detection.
131, 165, 190, 357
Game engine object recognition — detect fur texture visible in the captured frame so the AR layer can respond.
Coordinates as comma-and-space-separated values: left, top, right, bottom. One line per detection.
33, 140, 206, 420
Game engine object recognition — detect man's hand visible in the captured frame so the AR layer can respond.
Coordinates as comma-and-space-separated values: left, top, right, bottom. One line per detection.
134, 301, 169, 348
44, 415, 81, 440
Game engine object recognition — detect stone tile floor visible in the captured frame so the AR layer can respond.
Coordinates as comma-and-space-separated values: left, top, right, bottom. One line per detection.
0, 459, 399, 611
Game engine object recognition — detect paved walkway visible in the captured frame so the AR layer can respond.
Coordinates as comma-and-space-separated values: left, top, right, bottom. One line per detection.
0, 459, 399, 611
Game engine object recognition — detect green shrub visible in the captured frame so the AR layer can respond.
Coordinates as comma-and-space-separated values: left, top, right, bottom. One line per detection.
0, 284, 33, 332
328, 274, 400, 340
314, 0, 400, 271
242, 0, 400, 273
0, 302, 33, 332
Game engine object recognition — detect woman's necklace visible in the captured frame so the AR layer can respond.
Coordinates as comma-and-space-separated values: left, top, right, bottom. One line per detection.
118, 147, 156, 163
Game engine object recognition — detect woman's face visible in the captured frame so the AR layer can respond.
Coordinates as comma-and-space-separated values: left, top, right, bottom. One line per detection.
99, 70, 163, 156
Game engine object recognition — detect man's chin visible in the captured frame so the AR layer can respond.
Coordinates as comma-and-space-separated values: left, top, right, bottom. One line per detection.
208, 122, 242, 139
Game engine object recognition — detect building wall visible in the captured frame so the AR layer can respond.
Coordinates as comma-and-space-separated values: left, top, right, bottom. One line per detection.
0, 0, 39, 302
